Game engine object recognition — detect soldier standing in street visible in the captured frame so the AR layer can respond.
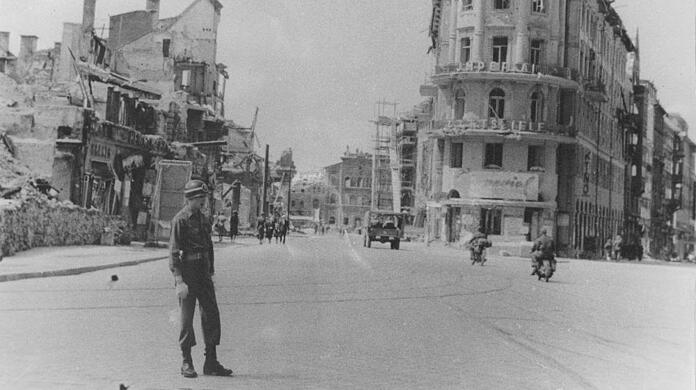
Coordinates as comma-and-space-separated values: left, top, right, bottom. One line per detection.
169, 179, 233, 378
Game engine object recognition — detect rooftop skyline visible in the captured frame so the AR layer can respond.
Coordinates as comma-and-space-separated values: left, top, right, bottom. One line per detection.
1, 0, 693, 169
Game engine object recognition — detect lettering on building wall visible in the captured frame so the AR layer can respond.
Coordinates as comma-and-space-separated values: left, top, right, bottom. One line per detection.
447, 61, 569, 77
453, 171, 540, 201
443, 118, 547, 133
89, 142, 114, 161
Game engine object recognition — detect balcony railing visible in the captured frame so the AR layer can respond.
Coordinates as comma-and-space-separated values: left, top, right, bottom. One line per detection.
631, 177, 645, 195
617, 110, 640, 131
583, 79, 608, 102
434, 61, 579, 82
399, 136, 417, 144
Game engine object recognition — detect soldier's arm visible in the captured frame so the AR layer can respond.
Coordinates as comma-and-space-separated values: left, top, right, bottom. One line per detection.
204, 215, 215, 275
169, 217, 185, 277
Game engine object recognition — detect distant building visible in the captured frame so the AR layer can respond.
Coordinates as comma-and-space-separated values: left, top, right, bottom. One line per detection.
0, 31, 17, 74
324, 148, 372, 229
289, 174, 332, 223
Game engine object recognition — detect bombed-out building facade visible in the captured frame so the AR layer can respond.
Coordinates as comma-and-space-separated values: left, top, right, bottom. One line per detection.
0, 0, 277, 242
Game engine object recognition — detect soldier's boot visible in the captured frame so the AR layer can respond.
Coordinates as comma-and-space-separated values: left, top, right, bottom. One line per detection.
203, 345, 233, 376
180, 347, 197, 378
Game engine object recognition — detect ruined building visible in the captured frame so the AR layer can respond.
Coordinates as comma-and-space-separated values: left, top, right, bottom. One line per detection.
0, 0, 250, 245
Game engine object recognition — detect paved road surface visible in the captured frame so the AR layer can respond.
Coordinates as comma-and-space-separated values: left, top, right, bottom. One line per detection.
0, 234, 693, 389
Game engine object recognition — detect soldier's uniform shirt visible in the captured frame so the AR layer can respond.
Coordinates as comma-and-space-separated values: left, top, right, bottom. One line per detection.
169, 205, 215, 276
169, 204, 220, 348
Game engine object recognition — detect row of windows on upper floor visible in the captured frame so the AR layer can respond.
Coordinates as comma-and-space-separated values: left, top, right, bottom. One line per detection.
451, 88, 545, 122
329, 175, 372, 188
460, 0, 546, 13
291, 194, 370, 208
457, 36, 545, 66
449, 142, 546, 171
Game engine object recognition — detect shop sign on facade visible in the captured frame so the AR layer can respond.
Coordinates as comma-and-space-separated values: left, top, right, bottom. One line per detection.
89, 141, 115, 162
454, 171, 539, 201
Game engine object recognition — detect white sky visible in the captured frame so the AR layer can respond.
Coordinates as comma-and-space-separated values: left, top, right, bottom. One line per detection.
0, 0, 694, 169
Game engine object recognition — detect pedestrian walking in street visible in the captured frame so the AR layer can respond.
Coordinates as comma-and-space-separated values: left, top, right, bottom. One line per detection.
169, 179, 233, 378
257, 214, 266, 244
214, 212, 225, 243
613, 234, 623, 261
265, 217, 275, 243
603, 238, 613, 261
229, 210, 239, 241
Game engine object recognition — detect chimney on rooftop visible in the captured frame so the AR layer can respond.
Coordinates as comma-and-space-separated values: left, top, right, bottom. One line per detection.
82, 0, 96, 34
146, 0, 160, 28
19, 35, 37, 59
0, 32, 9, 57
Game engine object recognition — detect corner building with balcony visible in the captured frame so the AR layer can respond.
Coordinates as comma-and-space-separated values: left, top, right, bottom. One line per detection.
423, 0, 636, 257
423, 0, 578, 254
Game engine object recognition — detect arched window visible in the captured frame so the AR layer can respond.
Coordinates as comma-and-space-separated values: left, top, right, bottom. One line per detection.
344, 177, 350, 187
448, 189, 461, 199
454, 90, 465, 119
530, 91, 543, 122
329, 193, 337, 204
312, 199, 320, 209
488, 88, 505, 119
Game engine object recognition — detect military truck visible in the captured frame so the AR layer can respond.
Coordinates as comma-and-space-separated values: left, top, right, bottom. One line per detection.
362, 210, 404, 250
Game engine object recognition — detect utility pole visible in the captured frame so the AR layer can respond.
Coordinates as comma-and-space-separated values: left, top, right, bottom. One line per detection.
261, 144, 269, 216
286, 172, 292, 217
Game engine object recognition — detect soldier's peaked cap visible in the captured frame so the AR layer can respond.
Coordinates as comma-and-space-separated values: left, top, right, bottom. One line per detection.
184, 179, 208, 199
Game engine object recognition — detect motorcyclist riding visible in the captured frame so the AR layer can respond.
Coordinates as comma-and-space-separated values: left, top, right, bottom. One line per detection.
531, 228, 556, 275
468, 229, 490, 264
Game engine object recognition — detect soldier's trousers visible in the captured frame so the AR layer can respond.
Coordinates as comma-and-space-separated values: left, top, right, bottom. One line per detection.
179, 254, 221, 349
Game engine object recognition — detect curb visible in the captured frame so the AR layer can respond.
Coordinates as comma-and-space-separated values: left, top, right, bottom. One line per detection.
0, 255, 168, 283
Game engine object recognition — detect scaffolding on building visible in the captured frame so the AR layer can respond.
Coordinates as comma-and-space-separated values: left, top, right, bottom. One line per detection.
371, 99, 399, 212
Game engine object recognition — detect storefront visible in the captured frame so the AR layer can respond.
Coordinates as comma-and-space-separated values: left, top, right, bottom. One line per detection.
426, 170, 556, 255
82, 118, 171, 239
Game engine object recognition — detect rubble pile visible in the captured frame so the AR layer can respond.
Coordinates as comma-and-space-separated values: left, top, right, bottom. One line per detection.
0, 133, 121, 258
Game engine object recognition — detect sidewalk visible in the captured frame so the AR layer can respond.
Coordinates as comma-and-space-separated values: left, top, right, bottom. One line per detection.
0, 243, 169, 283
0, 237, 261, 283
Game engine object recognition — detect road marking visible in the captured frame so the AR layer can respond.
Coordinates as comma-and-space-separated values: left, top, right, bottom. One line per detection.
343, 234, 372, 271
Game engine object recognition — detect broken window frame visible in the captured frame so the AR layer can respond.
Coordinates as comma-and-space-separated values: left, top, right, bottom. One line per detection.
484, 143, 503, 169
450, 142, 463, 168
527, 145, 545, 171
532, 0, 546, 14
492, 37, 508, 63
530, 39, 544, 66
162, 39, 171, 58
493, 0, 510, 10
460, 37, 471, 64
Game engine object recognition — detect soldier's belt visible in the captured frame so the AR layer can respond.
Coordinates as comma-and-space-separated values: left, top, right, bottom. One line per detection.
183, 252, 208, 262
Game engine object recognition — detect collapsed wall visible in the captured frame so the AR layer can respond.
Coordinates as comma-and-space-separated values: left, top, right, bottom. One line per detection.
0, 130, 122, 258
0, 190, 121, 257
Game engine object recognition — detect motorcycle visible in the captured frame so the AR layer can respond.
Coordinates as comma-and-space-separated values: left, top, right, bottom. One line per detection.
532, 255, 555, 282
470, 239, 492, 266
